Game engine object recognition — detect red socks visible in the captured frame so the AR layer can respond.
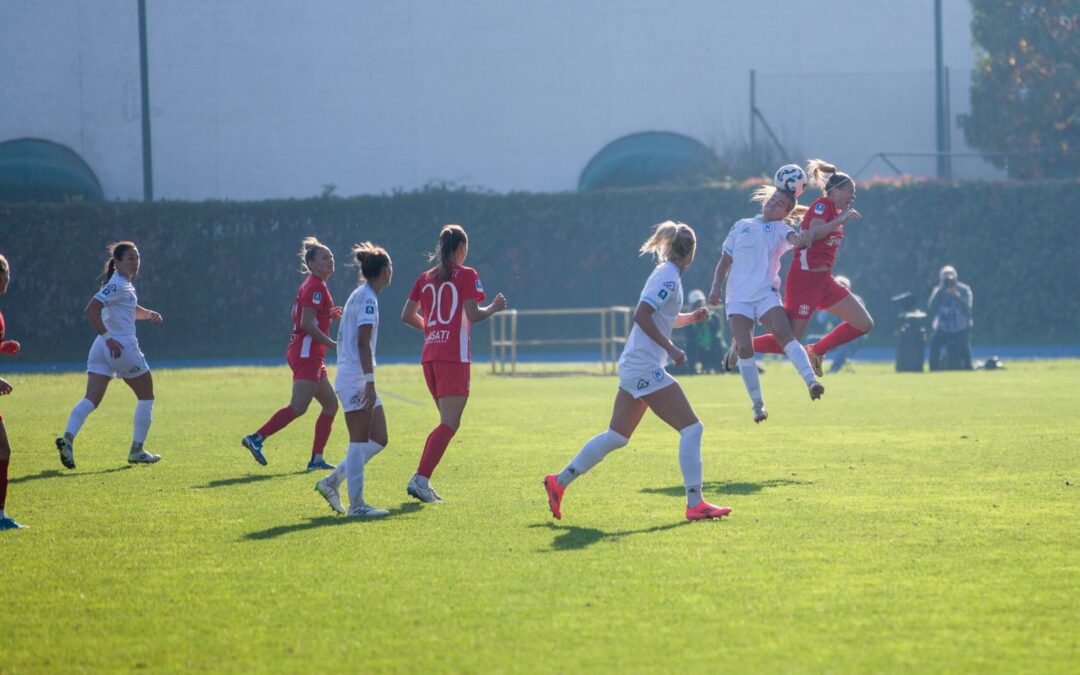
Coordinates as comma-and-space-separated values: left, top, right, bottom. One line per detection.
311, 413, 335, 457
0, 458, 9, 511
256, 406, 300, 439
751, 334, 785, 354
417, 424, 456, 478
812, 322, 866, 356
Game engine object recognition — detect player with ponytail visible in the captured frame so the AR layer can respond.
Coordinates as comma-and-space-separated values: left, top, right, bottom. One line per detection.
242, 237, 343, 471
709, 181, 824, 423
55, 241, 164, 469
400, 224, 507, 503
315, 242, 393, 518
544, 221, 731, 522
748, 159, 874, 376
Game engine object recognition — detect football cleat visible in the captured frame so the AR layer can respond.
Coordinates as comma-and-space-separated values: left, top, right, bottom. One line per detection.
752, 401, 768, 424
0, 517, 27, 531
723, 343, 738, 372
127, 451, 161, 464
315, 478, 345, 514
543, 474, 565, 520
241, 434, 267, 466
347, 503, 390, 518
686, 502, 732, 521
305, 458, 336, 472
55, 436, 76, 469
807, 348, 824, 378
809, 381, 825, 401
406, 475, 443, 503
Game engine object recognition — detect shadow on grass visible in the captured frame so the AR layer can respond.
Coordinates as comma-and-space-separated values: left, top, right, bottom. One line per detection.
243, 502, 423, 540
639, 478, 810, 498
528, 520, 692, 552
192, 470, 309, 489
10, 465, 134, 484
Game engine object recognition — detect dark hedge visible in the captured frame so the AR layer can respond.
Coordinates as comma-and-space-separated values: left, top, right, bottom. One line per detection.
1, 182, 1076, 363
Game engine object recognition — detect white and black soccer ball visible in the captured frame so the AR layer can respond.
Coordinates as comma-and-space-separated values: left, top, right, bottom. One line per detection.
774, 164, 807, 197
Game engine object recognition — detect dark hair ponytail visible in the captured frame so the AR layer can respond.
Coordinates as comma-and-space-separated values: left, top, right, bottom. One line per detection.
101, 241, 136, 286
352, 241, 391, 282
427, 224, 468, 282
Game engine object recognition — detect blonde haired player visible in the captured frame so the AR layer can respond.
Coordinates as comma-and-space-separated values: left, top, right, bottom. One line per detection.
315, 243, 393, 518
544, 221, 731, 522
709, 183, 824, 423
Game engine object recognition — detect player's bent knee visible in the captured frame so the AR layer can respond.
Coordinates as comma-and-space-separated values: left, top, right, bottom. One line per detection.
680, 421, 704, 438
604, 429, 630, 448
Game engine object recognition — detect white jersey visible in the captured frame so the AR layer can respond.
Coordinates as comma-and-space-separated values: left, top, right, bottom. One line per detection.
335, 284, 379, 385
619, 261, 683, 371
93, 272, 138, 337
722, 215, 797, 304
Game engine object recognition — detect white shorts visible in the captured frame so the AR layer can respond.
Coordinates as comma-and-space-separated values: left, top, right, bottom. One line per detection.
336, 377, 383, 414
86, 335, 150, 379
726, 293, 783, 322
618, 365, 677, 400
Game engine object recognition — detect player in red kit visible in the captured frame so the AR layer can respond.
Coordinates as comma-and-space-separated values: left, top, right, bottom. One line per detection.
242, 237, 344, 471
741, 159, 874, 376
0, 254, 24, 530
400, 224, 507, 502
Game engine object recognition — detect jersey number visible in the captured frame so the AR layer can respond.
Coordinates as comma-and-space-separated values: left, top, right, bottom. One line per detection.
421, 282, 459, 326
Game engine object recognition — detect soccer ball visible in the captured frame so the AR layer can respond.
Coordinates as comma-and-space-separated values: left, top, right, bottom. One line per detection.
774, 164, 807, 197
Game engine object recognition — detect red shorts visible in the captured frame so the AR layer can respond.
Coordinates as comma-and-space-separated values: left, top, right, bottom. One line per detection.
785, 270, 851, 321
423, 361, 471, 400
288, 354, 327, 382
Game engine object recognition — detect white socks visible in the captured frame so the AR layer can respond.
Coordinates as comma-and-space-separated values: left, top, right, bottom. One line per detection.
557, 429, 629, 487
133, 400, 153, 444
326, 441, 385, 493
65, 398, 97, 439
783, 340, 818, 386
737, 357, 763, 404
678, 422, 705, 507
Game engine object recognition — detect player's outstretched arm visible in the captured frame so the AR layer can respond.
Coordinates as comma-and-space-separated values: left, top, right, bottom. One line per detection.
135, 305, 163, 324
674, 307, 709, 329
807, 209, 860, 241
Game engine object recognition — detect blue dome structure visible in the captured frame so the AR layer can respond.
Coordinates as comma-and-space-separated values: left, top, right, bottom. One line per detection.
0, 138, 104, 203
578, 131, 719, 191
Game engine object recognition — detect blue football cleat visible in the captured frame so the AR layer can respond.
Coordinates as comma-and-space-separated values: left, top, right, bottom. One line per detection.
306, 458, 335, 471
241, 434, 267, 466
0, 517, 26, 531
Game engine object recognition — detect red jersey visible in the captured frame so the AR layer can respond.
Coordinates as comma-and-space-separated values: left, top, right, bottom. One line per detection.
794, 196, 845, 271
287, 275, 334, 361
408, 265, 486, 363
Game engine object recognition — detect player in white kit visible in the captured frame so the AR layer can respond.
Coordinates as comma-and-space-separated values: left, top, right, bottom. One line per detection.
709, 184, 824, 423
55, 241, 164, 468
544, 221, 731, 522
315, 243, 392, 518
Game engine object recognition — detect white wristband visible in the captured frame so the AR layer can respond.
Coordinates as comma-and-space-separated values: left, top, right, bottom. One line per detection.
102, 332, 113, 341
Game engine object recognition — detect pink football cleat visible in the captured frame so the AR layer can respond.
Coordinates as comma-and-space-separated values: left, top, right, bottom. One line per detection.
685, 502, 732, 521
543, 474, 565, 520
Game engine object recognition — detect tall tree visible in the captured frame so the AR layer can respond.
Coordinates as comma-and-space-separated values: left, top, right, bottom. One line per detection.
960, 0, 1080, 178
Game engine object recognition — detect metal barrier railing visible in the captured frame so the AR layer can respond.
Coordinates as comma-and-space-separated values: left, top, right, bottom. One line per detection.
489, 306, 633, 375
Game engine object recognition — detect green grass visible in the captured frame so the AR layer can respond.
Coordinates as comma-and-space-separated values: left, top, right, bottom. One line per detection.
2, 360, 1079, 672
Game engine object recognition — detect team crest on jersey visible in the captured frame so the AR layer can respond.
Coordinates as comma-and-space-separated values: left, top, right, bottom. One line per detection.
365, 305, 375, 314
636, 378, 649, 390
658, 289, 668, 300
652, 368, 664, 382
799, 304, 811, 317
814, 203, 826, 215
663, 281, 676, 291
313, 292, 322, 303
101, 284, 116, 297
763, 222, 773, 233
475, 280, 483, 292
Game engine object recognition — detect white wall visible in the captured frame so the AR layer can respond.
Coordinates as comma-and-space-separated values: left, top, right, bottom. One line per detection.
0, 0, 990, 200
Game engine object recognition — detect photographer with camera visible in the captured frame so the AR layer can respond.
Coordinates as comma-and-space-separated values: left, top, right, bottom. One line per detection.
928, 265, 973, 371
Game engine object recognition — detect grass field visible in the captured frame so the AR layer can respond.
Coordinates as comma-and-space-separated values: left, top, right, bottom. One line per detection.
2, 360, 1079, 672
